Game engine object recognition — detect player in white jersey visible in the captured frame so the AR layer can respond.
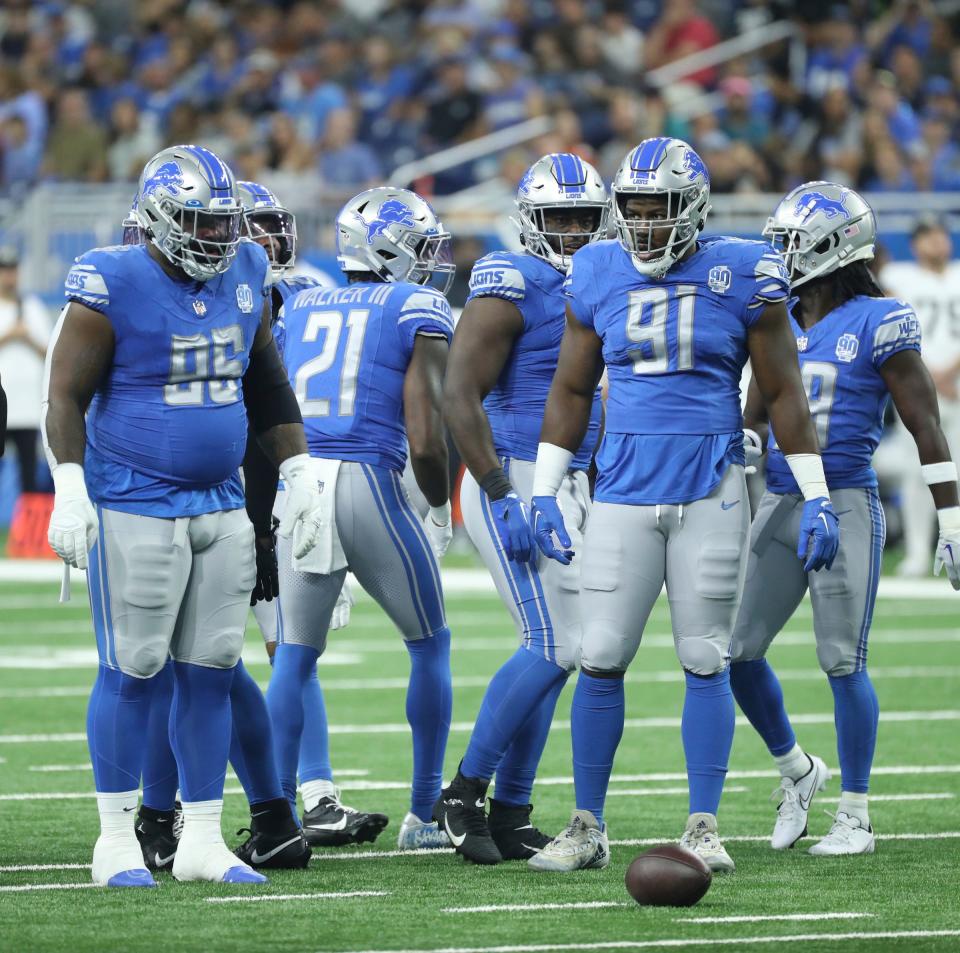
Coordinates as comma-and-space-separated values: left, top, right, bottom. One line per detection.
881, 216, 960, 576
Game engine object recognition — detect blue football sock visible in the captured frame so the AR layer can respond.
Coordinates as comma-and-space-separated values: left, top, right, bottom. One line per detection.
829, 670, 879, 794
405, 628, 452, 820
266, 642, 319, 811
297, 666, 332, 784
682, 669, 735, 816
729, 659, 797, 757
494, 673, 568, 806
461, 646, 568, 783
571, 672, 625, 826
169, 661, 235, 803
229, 659, 284, 805
86, 664, 153, 792
141, 660, 179, 811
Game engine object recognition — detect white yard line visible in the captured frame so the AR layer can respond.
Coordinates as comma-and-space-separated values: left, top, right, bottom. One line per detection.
607, 786, 747, 797
443, 902, 631, 914
608, 832, 960, 847
0, 882, 97, 892
820, 793, 954, 802
676, 913, 872, 924
205, 890, 387, 904
342, 930, 960, 953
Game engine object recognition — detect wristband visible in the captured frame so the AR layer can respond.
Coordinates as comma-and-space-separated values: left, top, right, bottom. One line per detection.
479, 467, 512, 501
532, 442, 574, 497
743, 428, 763, 452
784, 453, 829, 501
429, 502, 452, 526
922, 461, 958, 486
937, 505, 960, 533
51, 462, 89, 500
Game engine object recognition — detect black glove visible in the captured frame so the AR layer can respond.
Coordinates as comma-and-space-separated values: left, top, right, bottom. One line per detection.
250, 522, 279, 606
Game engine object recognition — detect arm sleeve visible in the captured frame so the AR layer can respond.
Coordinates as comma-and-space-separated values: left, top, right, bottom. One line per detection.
243, 426, 280, 534
466, 255, 527, 316
64, 253, 111, 315
741, 245, 791, 326
872, 301, 922, 368
242, 337, 303, 433
563, 251, 597, 328
396, 288, 454, 357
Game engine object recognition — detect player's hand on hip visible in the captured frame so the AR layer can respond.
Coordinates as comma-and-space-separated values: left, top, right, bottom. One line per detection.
330, 578, 354, 630
531, 495, 574, 565
277, 453, 324, 560
250, 523, 279, 606
933, 507, 960, 590
743, 428, 763, 476
490, 492, 537, 563
48, 464, 99, 570
424, 501, 453, 560
798, 497, 840, 573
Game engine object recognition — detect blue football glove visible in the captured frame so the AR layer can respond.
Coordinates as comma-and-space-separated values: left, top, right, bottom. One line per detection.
490, 492, 537, 563
531, 495, 574, 565
798, 497, 840, 572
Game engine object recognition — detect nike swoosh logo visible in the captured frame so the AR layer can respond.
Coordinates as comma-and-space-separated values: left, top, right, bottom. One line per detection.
250, 810, 271, 818
444, 816, 466, 848
720, 500, 740, 510
818, 513, 831, 531
122, 807, 135, 812
305, 816, 348, 831
250, 835, 303, 864
154, 851, 176, 866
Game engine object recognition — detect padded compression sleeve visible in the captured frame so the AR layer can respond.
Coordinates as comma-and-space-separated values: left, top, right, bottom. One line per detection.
243, 427, 279, 535
242, 338, 302, 434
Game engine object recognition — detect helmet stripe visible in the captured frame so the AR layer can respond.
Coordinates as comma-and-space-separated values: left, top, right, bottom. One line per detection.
184, 145, 233, 197
550, 153, 586, 196
631, 137, 671, 171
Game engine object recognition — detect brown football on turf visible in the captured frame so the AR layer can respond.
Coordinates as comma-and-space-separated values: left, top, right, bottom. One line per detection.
625, 844, 712, 907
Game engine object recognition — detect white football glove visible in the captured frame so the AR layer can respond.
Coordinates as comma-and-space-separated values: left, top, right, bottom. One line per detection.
743, 428, 764, 476
933, 506, 960, 591
277, 454, 324, 560
424, 501, 453, 560
330, 578, 354, 631
48, 463, 99, 570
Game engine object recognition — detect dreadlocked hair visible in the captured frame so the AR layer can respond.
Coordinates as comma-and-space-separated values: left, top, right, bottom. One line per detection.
803, 259, 884, 307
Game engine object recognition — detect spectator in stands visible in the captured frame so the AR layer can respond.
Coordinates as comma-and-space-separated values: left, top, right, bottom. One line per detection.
424, 55, 484, 149
106, 97, 160, 182
265, 111, 314, 173
716, 75, 769, 149
804, 8, 867, 97
483, 44, 543, 133
0, 247, 50, 495
196, 35, 245, 110
864, 139, 917, 191
317, 106, 382, 193
41, 87, 108, 182
235, 49, 282, 118
644, 0, 720, 88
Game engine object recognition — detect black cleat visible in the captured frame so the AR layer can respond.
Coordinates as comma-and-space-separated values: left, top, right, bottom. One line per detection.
488, 798, 553, 861
432, 770, 502, 865
301, 792, 389, 848
235, 798, 311, 869
135, 807, 179, 871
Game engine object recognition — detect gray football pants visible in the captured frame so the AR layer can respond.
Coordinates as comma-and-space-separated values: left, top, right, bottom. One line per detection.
730, 487, 885, 676
276, 461, 447, 652
580, 465, 750, 675
460, 458, 590, 671
86, 506, 257, 677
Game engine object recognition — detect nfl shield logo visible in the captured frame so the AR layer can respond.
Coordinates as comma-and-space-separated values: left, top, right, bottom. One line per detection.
797, 336, 808, 352
236, 284, 254, 313
192, 300, 206, 316
708, 265, 731, 294
836, 333, 859, 363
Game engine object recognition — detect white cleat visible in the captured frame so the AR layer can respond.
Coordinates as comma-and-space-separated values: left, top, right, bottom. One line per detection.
91, 833, 156, 888
808, 811, 876, 856
397, 811, 450, 850
680, 813, 735, 873
173, 838, 267, 884
527, 809, 609, 873
771, 754, 831, 849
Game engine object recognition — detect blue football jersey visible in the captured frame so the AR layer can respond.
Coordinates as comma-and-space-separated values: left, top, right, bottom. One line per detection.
271, 275, 319, 353
766, 296, 922, 493
566, 237, 790, 504
65, 241, 270, 517
466, 251, 602, 469
280, 281, 453, 471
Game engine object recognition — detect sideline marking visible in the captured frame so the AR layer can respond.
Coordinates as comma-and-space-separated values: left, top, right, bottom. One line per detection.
205, 890, 387, 904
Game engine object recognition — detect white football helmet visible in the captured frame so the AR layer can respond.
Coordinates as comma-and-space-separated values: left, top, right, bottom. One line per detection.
514, 153, 609, 270
121, 193, 143, 246
763, 181, 876, 287
237, 180, 297, 284
336, 187, 454, 294
136, 144, 242, 281
611, 137, 711, 278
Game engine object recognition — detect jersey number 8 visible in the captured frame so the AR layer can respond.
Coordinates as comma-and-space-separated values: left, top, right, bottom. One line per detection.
626, 285, 696, 374
294, 309, 370, 417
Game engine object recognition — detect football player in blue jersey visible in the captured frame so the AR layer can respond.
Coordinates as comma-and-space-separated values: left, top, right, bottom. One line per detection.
251, 186, 457, 852
729, 182, 960, 856
433, 154, 608, 865
528, 137, 840, 873
237, 179, 389, 849
42, 145, 324, 888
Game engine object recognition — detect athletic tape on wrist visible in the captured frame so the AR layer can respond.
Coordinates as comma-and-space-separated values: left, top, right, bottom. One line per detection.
921, 461, 958, 486
784, 453, 830, 502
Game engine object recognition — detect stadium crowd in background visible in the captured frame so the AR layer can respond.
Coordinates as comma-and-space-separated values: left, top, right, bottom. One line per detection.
0, 0, 959, 203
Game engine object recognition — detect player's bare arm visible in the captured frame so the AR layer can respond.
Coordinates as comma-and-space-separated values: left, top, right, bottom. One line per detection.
540, 306, 605, 452
882, 348, 960, 512
746, 301, 819, 457
42, 302, 115, 466
742, 374, 769, 446
443, 295, 522, 481
404, 334, 450, 508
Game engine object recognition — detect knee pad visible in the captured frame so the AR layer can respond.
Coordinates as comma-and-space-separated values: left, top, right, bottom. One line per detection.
174, 627, 244, 669
116, 642, 170, 679
579, 624, 632, 674
816, 640, 856, 678
677, 635, 727, 676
